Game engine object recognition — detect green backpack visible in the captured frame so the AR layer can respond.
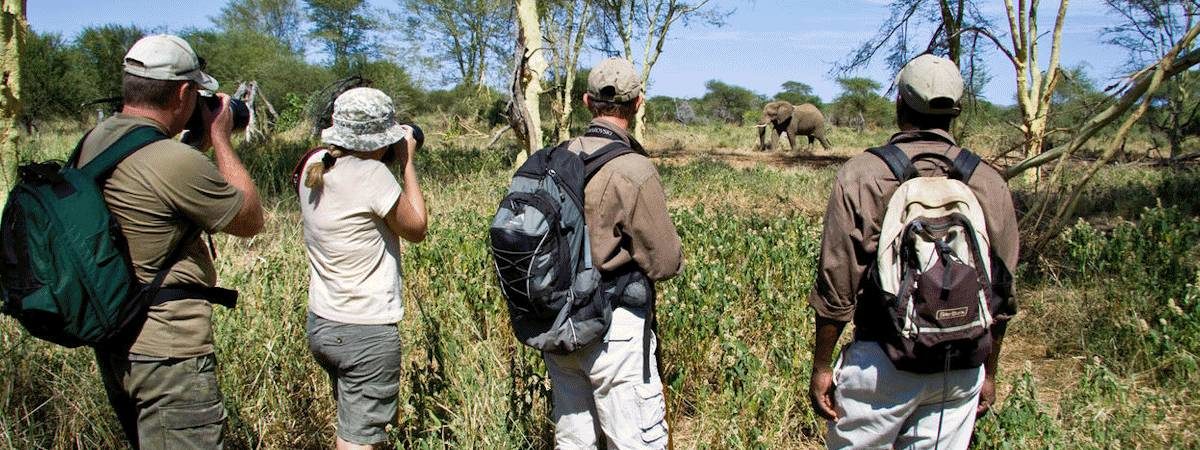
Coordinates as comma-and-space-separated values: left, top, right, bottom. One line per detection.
0, 127, 235, 348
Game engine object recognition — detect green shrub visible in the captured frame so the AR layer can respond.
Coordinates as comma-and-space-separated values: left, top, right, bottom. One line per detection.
1057, 204, 1200, 381
974, 369, 1061, 449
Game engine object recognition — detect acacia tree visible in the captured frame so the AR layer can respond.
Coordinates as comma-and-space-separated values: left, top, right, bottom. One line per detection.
595, 0, 728, 141
1019, 20, 1200, 240
1104, 0, 1200, 159
509, 0, 547, 161
835, 0, 990, 73
979, 0, 1070, 182
214, 0, 307, 54
2, 0, 26, 186
774, 81, 822, 108
544, 0, 594, 141
399, 0, 512, 87
306, 0, 378, 73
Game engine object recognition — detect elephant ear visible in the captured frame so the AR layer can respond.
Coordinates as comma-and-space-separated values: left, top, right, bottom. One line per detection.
777, 102, 795, 121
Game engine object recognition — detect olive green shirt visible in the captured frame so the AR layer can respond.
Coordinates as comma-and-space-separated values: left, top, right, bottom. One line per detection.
77, 114, 244, 357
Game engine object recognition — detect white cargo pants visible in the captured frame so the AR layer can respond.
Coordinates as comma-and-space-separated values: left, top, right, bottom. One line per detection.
826, 340, 984, 450
544, 307, 669, 450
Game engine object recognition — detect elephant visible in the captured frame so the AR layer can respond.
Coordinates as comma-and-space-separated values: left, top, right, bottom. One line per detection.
756, 100, 832, 152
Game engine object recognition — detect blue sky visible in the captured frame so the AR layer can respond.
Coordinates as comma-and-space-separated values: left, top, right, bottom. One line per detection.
29, 0, 1125, 105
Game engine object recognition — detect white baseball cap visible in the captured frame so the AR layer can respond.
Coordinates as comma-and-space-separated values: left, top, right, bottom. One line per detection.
895, 54, 963, 115
123, 34, 218, 91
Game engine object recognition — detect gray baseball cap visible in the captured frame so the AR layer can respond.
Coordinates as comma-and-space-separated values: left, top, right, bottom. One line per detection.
123, 34, 218, 91
896, 54, 963, 115
321, 87, 409, 152
588, 57, 642, 103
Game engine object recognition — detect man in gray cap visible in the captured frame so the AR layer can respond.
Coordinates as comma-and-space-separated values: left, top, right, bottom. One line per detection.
542, 57, 683, 449
807, 54, 1019, 449
80, 34, 264, 449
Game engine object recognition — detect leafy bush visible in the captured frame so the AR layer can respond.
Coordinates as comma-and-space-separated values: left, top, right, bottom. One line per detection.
974, 369, 1061, 448
1057, 204, 1200, 381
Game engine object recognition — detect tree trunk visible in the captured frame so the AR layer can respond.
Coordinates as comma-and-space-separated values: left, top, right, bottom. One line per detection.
938, 0, 963, 64
556, 68, 576, 142
1, 0, 26, 188
510, 0, 547, 167
549, 0, 591, 142
996, 0, 1068, 184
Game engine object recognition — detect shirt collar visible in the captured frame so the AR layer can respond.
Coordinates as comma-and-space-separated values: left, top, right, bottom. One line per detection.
585, 118, 646, 155
887, 128, 957, 146
116, 112, 171, 135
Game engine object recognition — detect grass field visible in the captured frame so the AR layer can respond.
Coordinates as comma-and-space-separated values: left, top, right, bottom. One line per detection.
1, 121, 1199, 448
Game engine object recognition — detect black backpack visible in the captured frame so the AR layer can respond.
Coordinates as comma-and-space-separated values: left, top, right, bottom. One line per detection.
489, 129, 637, 355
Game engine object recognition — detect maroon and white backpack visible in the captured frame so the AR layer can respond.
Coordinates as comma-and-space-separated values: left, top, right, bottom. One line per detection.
868, 144, 1001, 373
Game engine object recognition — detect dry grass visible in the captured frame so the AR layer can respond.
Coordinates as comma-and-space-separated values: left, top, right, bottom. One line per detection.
2, 121, 1198, 449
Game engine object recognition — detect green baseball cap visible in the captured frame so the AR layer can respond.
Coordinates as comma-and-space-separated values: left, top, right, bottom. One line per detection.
588, 57, 642, 103
123, 34, 218, 91
896, 54, 963, 115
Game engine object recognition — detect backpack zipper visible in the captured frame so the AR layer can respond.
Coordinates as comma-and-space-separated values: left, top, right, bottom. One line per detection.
546, 169, 584, 210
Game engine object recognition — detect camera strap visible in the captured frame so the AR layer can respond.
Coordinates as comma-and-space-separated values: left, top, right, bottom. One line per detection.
290, 147, 328, 196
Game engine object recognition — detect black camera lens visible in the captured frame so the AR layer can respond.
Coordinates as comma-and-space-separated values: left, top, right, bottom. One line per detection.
182, 95, 251, 146
404, 123, 424, 150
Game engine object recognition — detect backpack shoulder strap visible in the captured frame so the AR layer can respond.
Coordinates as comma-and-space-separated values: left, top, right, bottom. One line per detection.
867, 144, 915, 182
952, 148, 981, 184
77, 126, 167, 181
64, 130, 94, 170
582, 141, 636, 181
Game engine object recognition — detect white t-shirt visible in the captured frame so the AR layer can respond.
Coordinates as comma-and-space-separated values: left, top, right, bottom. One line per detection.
299, 150, 404, 325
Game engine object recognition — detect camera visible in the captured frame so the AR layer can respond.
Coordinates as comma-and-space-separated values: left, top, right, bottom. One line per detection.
181, 93, 251, 146
402, 123, 424, 150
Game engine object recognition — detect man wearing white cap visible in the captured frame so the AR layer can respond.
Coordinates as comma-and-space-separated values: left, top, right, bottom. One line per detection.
808, 54, 1020, 449
79, 34, 264, 449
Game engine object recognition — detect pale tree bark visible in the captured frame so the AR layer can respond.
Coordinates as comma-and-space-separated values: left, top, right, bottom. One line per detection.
938, 0, 966, 64
1014, 20, 1200, 244
1000, 0, 1069, 183
599, 0, 724, 142
509, 0, 548, 166
1, 0, 26, 188
545, 0, 593, 142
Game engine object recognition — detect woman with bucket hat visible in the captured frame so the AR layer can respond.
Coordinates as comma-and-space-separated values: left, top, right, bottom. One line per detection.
298, 87, 427, 449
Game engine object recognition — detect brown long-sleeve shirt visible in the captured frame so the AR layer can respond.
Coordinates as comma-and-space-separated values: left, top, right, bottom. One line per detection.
567, 118, 684, 282
809, 129, 1019, 327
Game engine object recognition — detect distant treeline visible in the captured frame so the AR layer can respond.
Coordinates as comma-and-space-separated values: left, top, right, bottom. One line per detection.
23, 24, 1123, 138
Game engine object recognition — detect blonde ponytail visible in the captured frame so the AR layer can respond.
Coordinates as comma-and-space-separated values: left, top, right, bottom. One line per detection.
304, 148, 345, 189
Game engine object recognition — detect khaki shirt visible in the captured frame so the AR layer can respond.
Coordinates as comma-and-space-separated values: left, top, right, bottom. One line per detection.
77, 114, 244, 357
809, 129, 1019, 327
566, 118, 683, 282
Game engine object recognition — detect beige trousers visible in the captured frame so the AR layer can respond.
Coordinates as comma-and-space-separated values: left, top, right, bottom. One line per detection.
826, 340, 984, 450
544, 307, 669, 450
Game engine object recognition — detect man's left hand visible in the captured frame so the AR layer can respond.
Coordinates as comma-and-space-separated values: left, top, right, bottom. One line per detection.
976, 376, 995, 418
204, 93, 234, 151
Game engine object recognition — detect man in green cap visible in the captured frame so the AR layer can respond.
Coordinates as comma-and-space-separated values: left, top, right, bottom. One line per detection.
81, 34, 264, 449
543, 56, 683, 449
808, 54, 1019, 449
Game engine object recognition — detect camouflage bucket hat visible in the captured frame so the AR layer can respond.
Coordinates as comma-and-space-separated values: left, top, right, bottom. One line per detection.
321, 87, 408, 152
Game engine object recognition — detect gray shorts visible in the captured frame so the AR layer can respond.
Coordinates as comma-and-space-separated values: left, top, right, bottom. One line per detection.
306, 312, 403, 445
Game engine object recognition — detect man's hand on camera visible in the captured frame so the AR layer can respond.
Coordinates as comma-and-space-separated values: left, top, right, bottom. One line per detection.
202, 93, 234, 151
